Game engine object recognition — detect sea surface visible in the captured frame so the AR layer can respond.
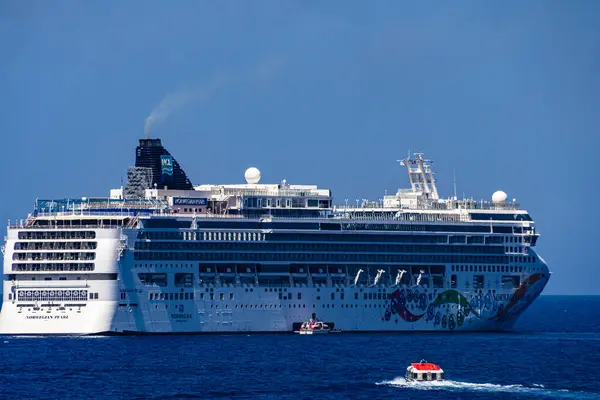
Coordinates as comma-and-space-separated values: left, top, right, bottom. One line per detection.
0, 295, 599, 400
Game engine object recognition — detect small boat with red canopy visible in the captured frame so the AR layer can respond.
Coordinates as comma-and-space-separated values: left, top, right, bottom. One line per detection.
296, 319, 331, 335
405, 360, 444, 381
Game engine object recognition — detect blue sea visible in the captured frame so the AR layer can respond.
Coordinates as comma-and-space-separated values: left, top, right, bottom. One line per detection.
0, 296, 599, 399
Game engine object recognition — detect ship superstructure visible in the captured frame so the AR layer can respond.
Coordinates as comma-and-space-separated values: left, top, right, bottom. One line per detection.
0, 138, 550, 334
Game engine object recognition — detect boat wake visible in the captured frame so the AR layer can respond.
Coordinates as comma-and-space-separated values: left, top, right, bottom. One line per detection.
376, 377, 597, 398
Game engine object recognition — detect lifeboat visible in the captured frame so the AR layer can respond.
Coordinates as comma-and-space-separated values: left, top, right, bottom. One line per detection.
296, 319, 331, 335
405, 360, 444, 381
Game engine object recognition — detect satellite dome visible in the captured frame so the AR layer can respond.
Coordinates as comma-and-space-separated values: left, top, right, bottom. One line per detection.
492, 190, 507, 204
244, 167, 261, 184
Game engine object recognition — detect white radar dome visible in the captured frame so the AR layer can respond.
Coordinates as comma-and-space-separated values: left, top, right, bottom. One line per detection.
492, 190, 508, 204
244, 167, 261, 184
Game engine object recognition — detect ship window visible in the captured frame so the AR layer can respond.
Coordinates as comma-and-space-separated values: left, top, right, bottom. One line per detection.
220, 293, 224, 301
502, 276, 520, 288
451, 275, 457, 288
175, 273, 193, 288
138, 273, 167, 287
473, 275, 484, 289
230, 293, 234, 300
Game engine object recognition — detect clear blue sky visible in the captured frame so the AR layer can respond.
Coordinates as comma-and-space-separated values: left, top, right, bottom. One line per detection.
1, 1, 599, 294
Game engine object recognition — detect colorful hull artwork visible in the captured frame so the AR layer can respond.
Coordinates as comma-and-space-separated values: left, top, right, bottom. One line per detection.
382, 273, 550, 330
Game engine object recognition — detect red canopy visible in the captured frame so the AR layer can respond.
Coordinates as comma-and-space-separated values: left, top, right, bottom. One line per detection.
411, 363, 441, 371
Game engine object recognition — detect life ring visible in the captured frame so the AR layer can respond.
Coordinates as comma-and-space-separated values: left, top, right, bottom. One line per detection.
57, 291, 63, 297
49, 291, 55, 297
65, 290, 71, 296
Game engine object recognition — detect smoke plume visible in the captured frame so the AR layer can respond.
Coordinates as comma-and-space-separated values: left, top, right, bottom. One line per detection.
144, 57, 285, 138
144, 73, 225, 138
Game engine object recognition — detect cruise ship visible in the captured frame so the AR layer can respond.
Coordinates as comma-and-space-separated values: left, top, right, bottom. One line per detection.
0, 138, 550, 334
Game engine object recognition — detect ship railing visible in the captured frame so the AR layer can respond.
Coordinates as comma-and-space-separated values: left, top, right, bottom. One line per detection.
7, 216, 526, 229
202, 188, 329, 198
12, 281, 90, 289
33, 210, 166, 217
333, 201, 520, 211
7, 207, 530, 229
7, 224, 122, 230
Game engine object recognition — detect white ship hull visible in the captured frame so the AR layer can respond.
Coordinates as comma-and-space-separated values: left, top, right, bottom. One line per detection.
0, 265, 549, 335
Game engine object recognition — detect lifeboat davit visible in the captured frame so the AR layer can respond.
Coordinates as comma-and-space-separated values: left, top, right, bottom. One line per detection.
405, 360, 444, 381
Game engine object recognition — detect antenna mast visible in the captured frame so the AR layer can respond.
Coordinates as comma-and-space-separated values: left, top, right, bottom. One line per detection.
453, 169, 457, 201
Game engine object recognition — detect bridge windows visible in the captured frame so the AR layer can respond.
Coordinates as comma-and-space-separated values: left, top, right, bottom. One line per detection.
138, 273, 167, 287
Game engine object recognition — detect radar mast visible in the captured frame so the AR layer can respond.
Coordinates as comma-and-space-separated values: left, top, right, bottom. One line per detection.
398, 153, 439, 200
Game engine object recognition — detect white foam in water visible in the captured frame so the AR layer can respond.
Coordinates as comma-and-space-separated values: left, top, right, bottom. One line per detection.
376, 377, 596, 399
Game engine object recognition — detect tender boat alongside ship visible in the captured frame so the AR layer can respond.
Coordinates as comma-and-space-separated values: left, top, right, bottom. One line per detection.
0, 137, 551, 335
406, 361, 444, 382
297, 318, 331, 335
